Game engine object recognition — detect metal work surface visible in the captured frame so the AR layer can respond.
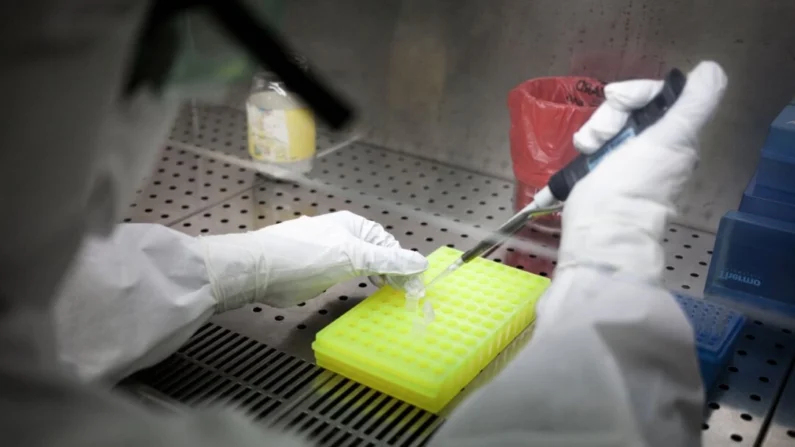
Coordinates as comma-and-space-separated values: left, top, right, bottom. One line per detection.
124, 105, 795, 446
763, 364, 795, 446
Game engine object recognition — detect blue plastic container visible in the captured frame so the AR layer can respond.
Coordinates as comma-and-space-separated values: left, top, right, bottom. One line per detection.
673, 294, 745, 390
761, 105, 795, 158
740, 175, 795, 222
704, 211, 795, 317
757, 149, 795, 194
756, 106, 795, 193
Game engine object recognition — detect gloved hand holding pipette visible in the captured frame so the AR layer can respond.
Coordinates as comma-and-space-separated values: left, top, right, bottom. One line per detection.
433, 61, 727, 447
555, 61, 727, 282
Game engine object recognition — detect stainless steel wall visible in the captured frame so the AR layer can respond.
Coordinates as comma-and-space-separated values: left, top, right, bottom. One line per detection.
279, 0, 795, 231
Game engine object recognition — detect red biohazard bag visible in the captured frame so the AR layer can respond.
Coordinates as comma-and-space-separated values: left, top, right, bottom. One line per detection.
509, 76, 605, 191
508, 77, 605, 229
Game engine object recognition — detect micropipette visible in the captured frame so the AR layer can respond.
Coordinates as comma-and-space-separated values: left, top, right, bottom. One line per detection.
426, 68, 687, 288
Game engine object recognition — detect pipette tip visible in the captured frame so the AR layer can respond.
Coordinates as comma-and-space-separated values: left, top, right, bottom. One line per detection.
425, 258, 464, 290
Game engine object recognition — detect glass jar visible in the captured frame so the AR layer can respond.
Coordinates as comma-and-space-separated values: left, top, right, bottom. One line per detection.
246, 69, 316, 175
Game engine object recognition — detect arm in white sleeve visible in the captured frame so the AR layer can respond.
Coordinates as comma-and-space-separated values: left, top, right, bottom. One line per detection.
54, 212, 429, 384
54, 223, 218, 384
431, 266, 703, 447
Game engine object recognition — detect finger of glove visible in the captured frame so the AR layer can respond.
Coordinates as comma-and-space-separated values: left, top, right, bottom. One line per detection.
349, 242, 429, 277
573, 79, 664, 155
643, 61, 727, 149
386, 274, 426, 298
313, 211, 401, 249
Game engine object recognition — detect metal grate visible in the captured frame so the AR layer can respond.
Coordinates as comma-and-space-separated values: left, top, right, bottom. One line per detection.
133, 323, 440, 446
123, 104, 795, 446
135, 323, 326, 423
275, 375, 442, 447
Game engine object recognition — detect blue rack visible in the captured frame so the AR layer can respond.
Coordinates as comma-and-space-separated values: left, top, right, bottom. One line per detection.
673, 294, 745, 391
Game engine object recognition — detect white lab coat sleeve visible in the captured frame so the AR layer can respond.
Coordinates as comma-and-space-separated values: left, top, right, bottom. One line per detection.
54, 223, 219, 384
430, 266, 704, 447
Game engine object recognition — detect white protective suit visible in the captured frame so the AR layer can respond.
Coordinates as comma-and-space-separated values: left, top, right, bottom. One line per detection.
1, 2, 727, 447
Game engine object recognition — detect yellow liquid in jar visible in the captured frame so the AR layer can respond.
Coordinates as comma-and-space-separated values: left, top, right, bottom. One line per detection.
247, 91, 316, 167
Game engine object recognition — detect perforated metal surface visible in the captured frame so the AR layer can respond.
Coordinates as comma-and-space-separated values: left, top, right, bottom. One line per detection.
125, 105, 795, 446
763, 363, 795, 446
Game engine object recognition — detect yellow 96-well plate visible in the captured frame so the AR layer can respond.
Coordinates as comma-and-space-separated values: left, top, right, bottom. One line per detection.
312, 246, 551, 413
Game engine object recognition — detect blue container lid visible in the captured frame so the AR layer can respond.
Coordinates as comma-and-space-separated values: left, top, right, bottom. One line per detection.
762, 106, 795, 158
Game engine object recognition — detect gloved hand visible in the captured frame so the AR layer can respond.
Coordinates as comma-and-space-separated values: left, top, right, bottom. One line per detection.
557, 61, 727, 282
200, 211, 428, 310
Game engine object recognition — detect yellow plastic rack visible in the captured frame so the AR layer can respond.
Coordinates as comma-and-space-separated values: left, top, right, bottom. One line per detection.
313, 246, 551, 413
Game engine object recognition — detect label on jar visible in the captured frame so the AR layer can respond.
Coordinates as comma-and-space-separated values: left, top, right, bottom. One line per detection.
247, 104, 315, 163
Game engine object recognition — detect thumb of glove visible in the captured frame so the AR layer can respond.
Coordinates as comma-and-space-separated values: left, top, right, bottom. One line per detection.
350, 242, 429, 277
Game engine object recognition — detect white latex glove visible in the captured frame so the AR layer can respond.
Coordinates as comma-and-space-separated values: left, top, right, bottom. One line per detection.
558, 61, 728, 282
200, 211, 428, 310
